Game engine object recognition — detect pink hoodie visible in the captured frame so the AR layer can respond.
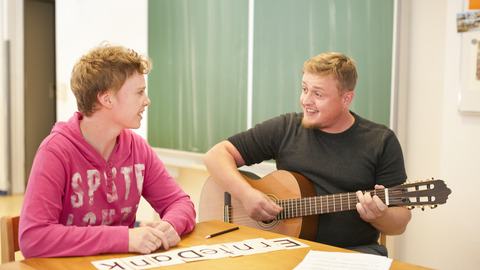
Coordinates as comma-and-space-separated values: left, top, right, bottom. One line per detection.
19, 112, 196, 258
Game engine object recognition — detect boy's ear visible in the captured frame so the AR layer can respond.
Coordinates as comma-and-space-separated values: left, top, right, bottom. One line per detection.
98, 91, 113, 108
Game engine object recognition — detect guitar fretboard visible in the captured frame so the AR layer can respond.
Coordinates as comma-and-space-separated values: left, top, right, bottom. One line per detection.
276, 190, 386, 220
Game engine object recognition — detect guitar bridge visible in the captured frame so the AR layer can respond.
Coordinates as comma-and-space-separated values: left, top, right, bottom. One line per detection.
224, 192, 231, 223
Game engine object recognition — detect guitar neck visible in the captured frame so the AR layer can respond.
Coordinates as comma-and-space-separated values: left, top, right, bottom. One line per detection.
276, 189, 386, 220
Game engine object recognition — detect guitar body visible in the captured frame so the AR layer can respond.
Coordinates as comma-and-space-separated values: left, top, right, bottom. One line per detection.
198, 170, 318, 240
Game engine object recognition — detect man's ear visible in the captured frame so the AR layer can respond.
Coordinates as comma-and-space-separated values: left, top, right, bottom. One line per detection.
343, 91, 354, 107
98, 91, 113, 108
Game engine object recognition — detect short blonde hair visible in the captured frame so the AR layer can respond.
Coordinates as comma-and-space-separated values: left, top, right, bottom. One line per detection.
70, 42, 153, 116
302, 52, 357, 94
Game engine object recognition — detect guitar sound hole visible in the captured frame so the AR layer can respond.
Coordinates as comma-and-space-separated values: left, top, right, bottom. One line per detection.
255, 193, 281, 230
256, 218, 279, 230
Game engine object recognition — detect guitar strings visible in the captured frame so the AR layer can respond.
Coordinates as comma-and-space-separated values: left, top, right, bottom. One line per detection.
226, 190, 388, 223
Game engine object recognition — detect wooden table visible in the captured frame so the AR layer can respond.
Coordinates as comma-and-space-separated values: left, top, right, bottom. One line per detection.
0, 220, 431, 270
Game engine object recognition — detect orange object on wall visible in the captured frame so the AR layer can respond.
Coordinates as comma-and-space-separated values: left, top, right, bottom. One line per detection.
470, 0, 480, 10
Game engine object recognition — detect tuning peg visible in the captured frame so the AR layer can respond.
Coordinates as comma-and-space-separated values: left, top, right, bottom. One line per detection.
406, 206, 415, 210
403, 180, 411, 184
430, 204, 438, 209
419, 206, 425, 211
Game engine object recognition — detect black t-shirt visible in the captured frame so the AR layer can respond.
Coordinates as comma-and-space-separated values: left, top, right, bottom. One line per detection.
228, 112, 407, 248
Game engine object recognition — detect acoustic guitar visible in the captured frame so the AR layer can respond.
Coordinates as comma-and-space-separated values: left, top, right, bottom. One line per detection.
198, 170, 451, 240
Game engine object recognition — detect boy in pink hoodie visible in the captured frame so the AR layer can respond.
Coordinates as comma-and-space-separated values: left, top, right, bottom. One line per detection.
19, 43, 196, 258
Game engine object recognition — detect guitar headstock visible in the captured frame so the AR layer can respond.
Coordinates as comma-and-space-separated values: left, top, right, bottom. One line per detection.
387, 179, 452, 210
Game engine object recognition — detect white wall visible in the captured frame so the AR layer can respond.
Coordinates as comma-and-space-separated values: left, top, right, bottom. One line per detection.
52, 0, 478, 269
394, 0, 480, 269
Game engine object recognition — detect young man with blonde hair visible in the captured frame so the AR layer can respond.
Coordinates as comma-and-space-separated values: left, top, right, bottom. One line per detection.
204, 52, 411, 256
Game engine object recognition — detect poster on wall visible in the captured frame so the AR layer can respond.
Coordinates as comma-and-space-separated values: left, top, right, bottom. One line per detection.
459, 31, 480, 113
457, 10, 480, 33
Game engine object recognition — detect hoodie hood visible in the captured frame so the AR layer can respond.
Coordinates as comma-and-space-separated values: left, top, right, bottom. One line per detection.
51, 112, 86, 145
50, 112, 130, 166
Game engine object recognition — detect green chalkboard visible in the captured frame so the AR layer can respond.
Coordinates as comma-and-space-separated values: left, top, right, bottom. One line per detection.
148, 0, 394, 153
